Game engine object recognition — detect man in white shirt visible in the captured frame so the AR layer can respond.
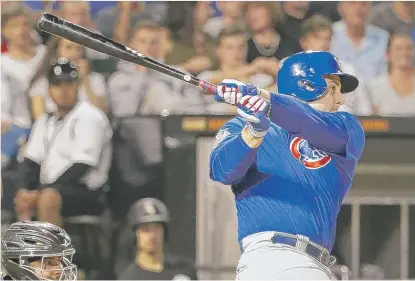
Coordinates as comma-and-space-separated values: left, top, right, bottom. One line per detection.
14, 58, 113, 227
108, 20, 208, 116
299, 14, 372, 116
331, 2, 389, 82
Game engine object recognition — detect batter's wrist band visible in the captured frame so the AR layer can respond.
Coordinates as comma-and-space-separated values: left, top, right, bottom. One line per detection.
248, 125, 267, 138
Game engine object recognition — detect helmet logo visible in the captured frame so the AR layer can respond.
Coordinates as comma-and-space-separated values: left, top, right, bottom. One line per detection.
333, 56, 344, 72
143, 200, 157, 215
298, 80, 315, 92
292, 64, 306, 77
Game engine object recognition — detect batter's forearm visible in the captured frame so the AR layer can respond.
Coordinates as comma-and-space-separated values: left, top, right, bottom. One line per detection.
241, 126, 264, 148
210, 131, 259, 185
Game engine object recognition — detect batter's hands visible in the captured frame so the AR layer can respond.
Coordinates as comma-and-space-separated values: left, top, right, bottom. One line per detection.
237, 96, 271, 138
215, 79, 260, 105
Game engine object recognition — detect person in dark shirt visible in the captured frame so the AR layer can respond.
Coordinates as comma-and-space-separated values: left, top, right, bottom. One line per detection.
276, 1, 311, 43
246, 1, 300, 65
118, 198, 198, 280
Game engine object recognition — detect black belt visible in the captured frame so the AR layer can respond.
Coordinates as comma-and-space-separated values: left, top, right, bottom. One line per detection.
270, 233, 336, 267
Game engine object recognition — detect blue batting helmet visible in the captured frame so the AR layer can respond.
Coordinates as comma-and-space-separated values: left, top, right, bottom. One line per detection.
276, 51, 359, 102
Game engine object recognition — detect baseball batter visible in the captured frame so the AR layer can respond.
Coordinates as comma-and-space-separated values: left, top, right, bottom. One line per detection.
209, 51, 365, 279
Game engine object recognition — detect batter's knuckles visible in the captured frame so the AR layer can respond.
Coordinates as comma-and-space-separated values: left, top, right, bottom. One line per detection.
216, 85, 225, 96
259, 102, 267, 111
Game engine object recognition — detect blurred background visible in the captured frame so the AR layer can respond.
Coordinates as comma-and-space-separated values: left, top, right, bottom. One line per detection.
1, 1, 415, 280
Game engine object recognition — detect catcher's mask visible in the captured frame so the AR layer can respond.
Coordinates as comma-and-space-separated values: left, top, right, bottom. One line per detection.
1, 221, 77, 281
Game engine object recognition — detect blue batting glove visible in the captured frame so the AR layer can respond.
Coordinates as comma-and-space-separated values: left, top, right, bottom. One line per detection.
237, 96, 271, 138
215, 79, 260, 105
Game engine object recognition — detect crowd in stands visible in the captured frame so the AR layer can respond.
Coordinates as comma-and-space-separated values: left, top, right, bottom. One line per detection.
2, 1, 415, 119
1, 1, 415, 279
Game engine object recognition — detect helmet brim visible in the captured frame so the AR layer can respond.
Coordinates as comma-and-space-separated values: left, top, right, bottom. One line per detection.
332, 73, 359, 94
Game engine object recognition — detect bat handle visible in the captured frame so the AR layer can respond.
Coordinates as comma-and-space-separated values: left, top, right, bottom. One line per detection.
197, 79, 218, 95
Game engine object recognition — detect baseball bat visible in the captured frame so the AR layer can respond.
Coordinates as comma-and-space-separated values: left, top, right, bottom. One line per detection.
37, 13, 218, 94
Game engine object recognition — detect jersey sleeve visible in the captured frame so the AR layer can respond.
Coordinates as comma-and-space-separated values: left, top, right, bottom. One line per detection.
330, 112, 365, 183
71, 111, 111, 167
269, 92, 365, 157
209, 117, 259, 185
24, 115, 47, 164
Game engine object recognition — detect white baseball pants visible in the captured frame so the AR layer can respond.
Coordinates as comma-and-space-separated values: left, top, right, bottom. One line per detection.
236, 232, 333, 280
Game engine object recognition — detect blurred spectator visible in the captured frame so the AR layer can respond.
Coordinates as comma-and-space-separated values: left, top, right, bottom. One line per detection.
1, 2, 46, 94
245, 2, 299, 78
331, 2, 389, 81
29, 38, 108, 119
369, 2, 415, 36
299, 15, 333, 53
23, 0, 58, 10
107, 20, 163, 117
59, 1, 110, 60
116, 198, 197, 280
160, 24, 213, 76
95, 1, 166, 44
277, 1, 311, 43
108, 20, 208, 116
180, 1, 213, 37
60, 1, 97, 32
198, 25, 274, 97
164, 2, 210, 41
166, 2, 215, 75
1, 73, 32, 169
24, 1, 117, 18
203, 1, 245, 40
14, 58, 112, 226
23, 1, 57, 45
364, 33, 415, 117
90, 1, 117, 18
308, 1, 341, 23
1, 73, 32, 133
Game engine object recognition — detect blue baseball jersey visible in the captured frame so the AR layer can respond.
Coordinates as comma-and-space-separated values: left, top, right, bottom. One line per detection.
209, 93, 365, 251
